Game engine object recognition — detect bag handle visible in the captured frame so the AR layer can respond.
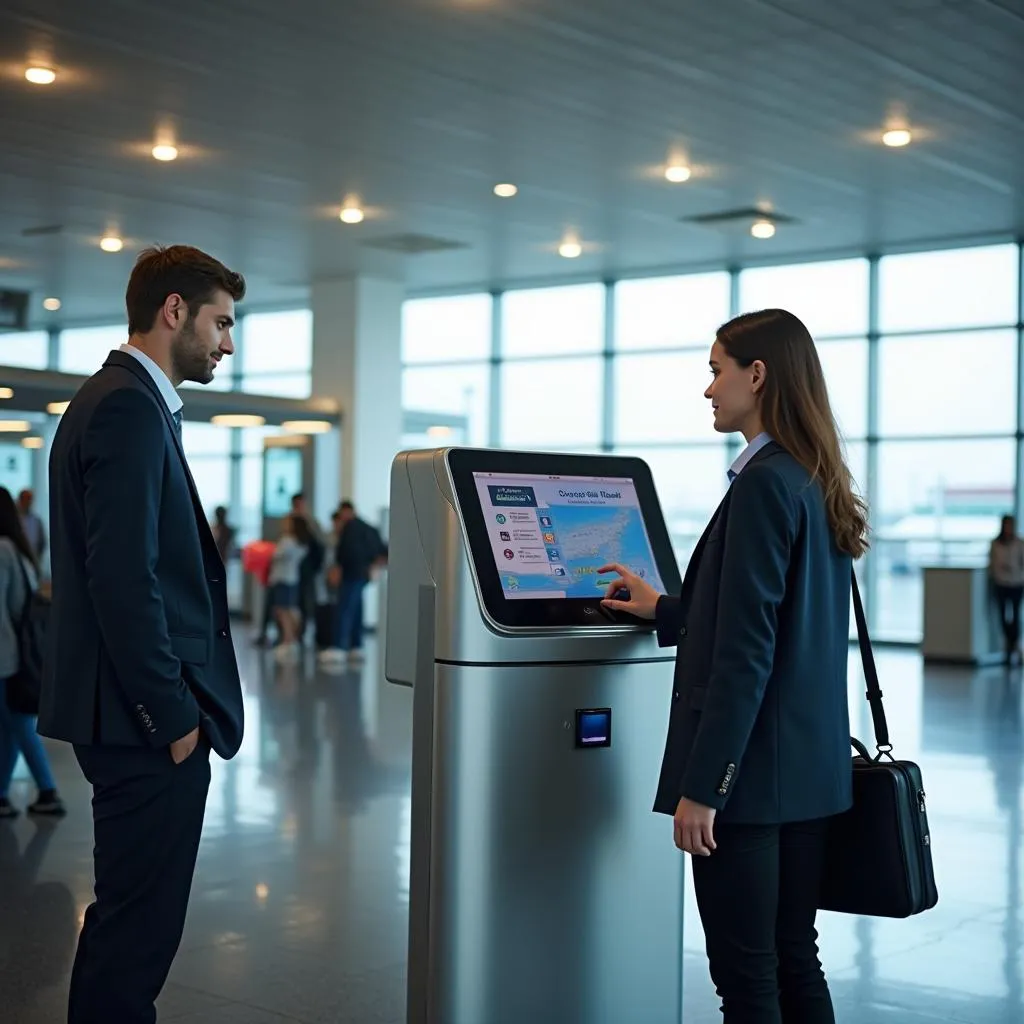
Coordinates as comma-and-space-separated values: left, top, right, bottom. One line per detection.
851, 569, 893, 757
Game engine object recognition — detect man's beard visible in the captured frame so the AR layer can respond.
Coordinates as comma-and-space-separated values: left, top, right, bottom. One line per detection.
170, 321, 214, 385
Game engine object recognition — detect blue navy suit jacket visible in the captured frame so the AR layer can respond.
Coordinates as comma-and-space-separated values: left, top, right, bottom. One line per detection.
40, 351, 244, 759
653, 442, 853, 825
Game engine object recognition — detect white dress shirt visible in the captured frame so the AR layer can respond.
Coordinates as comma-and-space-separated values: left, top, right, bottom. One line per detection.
728, 431, 774, 482
120, 344, 183, 417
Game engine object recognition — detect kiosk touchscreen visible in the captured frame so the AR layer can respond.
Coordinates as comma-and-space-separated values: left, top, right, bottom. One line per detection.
447, 448, 681, 629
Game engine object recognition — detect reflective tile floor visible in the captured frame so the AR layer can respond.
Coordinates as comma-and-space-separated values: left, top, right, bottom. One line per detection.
1, 638, 1022, 1023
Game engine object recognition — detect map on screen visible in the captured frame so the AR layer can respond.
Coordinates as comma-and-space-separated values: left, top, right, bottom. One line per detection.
472, 471, 664, 600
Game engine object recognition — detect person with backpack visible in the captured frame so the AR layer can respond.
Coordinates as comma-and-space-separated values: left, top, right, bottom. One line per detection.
0, 486, 65, 818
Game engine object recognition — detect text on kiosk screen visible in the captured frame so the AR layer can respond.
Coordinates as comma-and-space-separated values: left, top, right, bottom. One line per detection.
471, 471, 665, 600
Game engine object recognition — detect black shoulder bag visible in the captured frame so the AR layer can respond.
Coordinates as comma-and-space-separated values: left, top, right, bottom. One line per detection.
818, 571, 939, 919
5, 557, 48, 716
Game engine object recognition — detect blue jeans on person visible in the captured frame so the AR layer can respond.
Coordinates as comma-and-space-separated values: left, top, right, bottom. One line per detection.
333, 579, 366, 652
0, 678, 57, 797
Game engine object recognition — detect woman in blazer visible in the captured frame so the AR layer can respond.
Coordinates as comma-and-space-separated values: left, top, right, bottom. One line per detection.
601, 308, 868, 1023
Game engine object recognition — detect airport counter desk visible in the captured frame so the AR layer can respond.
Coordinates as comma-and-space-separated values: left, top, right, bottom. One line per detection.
921, 565, 1002, 664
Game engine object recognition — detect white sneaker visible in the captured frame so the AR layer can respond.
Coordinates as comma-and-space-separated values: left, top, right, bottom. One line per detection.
317, 648, 345, 663
273, 642, 300, 663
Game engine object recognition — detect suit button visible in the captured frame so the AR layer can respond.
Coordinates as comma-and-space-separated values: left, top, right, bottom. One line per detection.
218, 629, 228, 638
673, 691, 680, 702
679, 627, 687, 638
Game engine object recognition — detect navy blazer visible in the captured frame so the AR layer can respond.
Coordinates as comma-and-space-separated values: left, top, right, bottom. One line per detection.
653, 442, 853, 825
40, 351, 244, 760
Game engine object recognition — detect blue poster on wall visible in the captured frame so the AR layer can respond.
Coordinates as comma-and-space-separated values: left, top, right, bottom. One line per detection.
263, 447, 302, 518
0, 444, 33, 496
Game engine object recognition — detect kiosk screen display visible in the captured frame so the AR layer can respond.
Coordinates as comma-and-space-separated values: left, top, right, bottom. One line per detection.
472, 471, 664, 600
446, 448, 681, 629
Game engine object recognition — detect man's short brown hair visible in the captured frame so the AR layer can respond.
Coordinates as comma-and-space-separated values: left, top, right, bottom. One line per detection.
125, 245, 246, 335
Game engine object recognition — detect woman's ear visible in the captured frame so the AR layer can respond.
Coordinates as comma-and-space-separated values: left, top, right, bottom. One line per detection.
750, 359, 767, 394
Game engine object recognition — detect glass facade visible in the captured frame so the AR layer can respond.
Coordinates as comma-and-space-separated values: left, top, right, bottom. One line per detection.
401, 242, 1024, 642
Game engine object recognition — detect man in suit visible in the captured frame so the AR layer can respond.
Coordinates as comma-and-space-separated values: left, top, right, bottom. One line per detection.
42, 245, 247, 1024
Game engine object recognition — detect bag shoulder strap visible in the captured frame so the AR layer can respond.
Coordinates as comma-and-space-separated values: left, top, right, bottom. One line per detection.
851, 568, 892, 754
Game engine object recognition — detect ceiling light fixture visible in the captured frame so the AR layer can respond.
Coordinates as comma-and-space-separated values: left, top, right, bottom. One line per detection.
210, 413, 266, 428
100, 234, 124, 253
558, 234, 583, 259
47, 401, 70, 415
493, 183, 518, 198
339, 195, 365, 224
750, 218, 777, 239
152, 143, 178, 162
281, 420, 333, 434
665, 163, 692, 183
25, 65, 56, 85
0, 387, 13, 399
882, 127, 912, 148
43, 297, 61, 311
0, 420, 31, 433
22, 436, 44, 450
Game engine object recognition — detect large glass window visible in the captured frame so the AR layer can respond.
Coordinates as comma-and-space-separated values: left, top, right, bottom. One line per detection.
818, 339, 869, 440
878, 330, 1016, 437
1, 330, 49, 370
402, 294, 492, 364
58, 325, 125, 375
879, 244, 1019, 334
501, 284, 604, 359
499, 357, 603, 448
613, 352, 718, 444
738, 259, 869, 338
613, 273, 731, 350
614, 445, 730, 568
240, 310, 312, 397
874, 439, 1016, 641
403, 363, 490, 448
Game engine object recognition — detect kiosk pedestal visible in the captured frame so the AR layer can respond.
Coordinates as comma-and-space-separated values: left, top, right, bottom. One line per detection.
386, 448, 685, 1024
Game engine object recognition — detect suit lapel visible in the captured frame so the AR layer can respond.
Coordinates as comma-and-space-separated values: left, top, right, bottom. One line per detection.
104, 352, 222, 567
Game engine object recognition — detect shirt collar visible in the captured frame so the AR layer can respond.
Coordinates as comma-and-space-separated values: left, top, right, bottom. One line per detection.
728, 432, 774, 482
120, 344, 183, 416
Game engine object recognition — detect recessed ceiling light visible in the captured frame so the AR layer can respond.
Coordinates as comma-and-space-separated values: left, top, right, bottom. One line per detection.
100, 234, 124, 253
750, 218, 776, 239
665, 163, 692, 183
210, 414, 266, 427
22, 436, 44, 450
43, 297, 61, 311
281, 420, 333, 434
0, 387, 13, 399
339, 195, 365, 224
493, 183, 518, 198
882, 127, 912, 148
47, 401, 70, 415
558, 233, 583, 259
0, 420, 31, 433
25, 65, 56, 85
152, 144, 179, 162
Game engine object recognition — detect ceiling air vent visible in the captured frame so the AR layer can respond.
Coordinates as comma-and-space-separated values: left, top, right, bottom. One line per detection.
21, 224, 64, 237
680, 207, 798, 229
360, 233, 468, 255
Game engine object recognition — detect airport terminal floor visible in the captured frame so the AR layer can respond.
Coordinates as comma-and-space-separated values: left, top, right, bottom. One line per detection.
1, 637, 1021, 1024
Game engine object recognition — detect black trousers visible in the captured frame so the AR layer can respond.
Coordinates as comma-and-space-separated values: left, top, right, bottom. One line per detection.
993, 584, 1023, 654
691, 817, 835, 1024
69, 741, 211, 1024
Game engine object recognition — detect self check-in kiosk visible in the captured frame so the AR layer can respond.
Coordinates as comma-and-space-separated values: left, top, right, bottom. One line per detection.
386, 447, 685, 1024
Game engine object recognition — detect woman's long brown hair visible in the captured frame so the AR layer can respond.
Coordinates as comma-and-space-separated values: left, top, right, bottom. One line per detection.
717, 309, 869, 558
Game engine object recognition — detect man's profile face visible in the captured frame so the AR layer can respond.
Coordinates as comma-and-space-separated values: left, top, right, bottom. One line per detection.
170, 289, 236, 386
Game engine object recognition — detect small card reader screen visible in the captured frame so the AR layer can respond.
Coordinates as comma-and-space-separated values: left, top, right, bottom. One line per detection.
576, 708, 612, 748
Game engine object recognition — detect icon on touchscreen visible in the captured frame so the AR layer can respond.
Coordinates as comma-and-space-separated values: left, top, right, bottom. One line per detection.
496, 514, 507, 525
503, 549, 515, 560
547, 548, 560, 561
539, 515, 553, 528
542, 532, 556, 544
499, 530, 511, 541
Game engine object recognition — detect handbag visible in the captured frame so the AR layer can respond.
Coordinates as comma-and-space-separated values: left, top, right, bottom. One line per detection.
818, 571, 939, 919
5, 556, 48, 716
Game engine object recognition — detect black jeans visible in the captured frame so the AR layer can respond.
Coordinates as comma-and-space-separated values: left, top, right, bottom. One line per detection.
993, 584, 1023, 655
691, 817, 835, 1024
69, 741, 211, 1024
